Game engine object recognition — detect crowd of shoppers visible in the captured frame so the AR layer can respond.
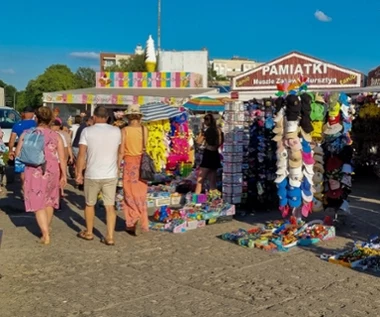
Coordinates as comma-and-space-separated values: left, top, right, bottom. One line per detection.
10, 105, 150, 246
8, 104, 221, 246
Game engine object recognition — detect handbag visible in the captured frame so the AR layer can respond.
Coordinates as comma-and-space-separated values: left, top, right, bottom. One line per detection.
140, 126, 156, 182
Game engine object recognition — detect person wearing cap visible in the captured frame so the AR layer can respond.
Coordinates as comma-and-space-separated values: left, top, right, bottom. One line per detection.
76, 106, 121, 245
119, 104, 149, 235
8, 106, 37, 192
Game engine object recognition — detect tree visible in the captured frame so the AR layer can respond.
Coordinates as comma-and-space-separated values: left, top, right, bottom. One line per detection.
0, 80, 17, 108
25, 64, 78, 107
105, 54, 147, 72
15, 91, 27, 112
75, 67, 96, 88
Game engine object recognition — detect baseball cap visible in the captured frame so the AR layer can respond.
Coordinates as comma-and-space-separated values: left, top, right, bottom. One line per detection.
23, 106, 35, 113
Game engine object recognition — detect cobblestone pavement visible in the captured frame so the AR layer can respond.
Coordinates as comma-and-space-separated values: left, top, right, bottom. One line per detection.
1, 175, 380, 317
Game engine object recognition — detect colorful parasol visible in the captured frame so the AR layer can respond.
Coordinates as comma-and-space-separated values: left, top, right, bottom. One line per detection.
140, 102, 182, 122
183, 97, 225, 112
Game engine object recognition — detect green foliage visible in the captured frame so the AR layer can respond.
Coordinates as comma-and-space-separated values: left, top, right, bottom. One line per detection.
75, 67, 96, 88
105, 54, 147, 72
25, 64, 78, 107
15, 91, 27, 112
0, 80, 17, 107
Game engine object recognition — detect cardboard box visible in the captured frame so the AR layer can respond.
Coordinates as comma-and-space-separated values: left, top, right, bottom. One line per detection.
170, 194, 182, 206
155, 198, 171, 207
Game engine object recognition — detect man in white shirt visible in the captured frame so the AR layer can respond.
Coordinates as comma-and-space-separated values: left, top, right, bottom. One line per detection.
76, 106, 121, 245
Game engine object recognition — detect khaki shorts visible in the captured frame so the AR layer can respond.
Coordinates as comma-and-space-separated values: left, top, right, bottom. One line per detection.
84, 178, 118, 206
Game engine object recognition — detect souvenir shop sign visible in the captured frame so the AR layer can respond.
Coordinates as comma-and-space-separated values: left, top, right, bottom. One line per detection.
232, 52, 363, 91
96, 72, 203, 88
367, 66, 380, 86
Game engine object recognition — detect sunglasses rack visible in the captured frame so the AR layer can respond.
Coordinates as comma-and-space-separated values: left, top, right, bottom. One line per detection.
222, 101, 246, 205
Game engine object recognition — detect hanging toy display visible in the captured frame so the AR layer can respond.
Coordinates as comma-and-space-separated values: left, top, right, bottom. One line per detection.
145, 119, 171, 172
273, 77, 315, 219
309, 92, 328, 212
166, 112, 191, 174
245, 98, 277, 211
322, 92, 354, 214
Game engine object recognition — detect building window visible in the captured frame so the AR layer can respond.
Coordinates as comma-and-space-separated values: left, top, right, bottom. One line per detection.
104, 60, 116, 67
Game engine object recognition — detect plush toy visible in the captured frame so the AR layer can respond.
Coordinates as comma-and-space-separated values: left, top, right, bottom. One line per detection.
145, 120, 171, 172
166, 117, 190, 170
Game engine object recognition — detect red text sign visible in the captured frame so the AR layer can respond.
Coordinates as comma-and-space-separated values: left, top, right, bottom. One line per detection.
232, 52, 363, 90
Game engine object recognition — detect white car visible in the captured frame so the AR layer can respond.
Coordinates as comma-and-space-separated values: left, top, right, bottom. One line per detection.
0, 106, 22, 146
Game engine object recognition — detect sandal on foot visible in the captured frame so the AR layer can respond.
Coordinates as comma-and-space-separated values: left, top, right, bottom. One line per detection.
38, 237, 50, 245
77, 231, 94, 241
100, 237, 115, 246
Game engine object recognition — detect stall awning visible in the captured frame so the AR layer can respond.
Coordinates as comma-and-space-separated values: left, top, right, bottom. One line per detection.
43, 87, 218, 106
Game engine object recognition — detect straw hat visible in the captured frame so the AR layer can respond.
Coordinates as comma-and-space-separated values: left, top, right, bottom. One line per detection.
124, 104, 143, 116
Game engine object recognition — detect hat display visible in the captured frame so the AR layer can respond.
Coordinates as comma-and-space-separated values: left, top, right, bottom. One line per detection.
314, 154, 324, 164
312, 198, 324, 212
323, 122, 343, 135
287, 186, 302, 208
303, 163, 314, 175
286, 138, 302, 151
272, 82, 321, 218
328, 114, 341, 125
329, 102, 341, 117
302, 152, 315, 165
313, 171, 323, 184
314, 93, 325, 104
286, 131, 299, 140
244, 99, 278, 210
342, 163, 353, 174
301, 178, 313, 202
286, 120, 299, 133
321, 92, 354, 211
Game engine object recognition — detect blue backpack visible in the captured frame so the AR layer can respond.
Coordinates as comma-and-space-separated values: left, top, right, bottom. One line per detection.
19, 128, 46, 169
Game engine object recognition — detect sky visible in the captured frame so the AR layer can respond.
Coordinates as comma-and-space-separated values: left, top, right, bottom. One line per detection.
0, 0, 379, 90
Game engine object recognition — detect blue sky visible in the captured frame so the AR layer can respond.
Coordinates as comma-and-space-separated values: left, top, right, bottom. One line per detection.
0, 0, 379, 90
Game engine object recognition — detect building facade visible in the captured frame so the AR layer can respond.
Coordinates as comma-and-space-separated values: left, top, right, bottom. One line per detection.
367, 66, 380, 86
99, 45, 144, 71
211, 57, 262, 78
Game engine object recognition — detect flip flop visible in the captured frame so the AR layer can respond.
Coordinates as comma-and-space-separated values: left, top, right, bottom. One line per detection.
100, 237, 115, 246
77, 231, 94, 241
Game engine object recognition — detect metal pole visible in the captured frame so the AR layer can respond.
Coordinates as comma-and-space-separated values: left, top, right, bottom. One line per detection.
157, 0, 161, 52
13, 92, 16, 109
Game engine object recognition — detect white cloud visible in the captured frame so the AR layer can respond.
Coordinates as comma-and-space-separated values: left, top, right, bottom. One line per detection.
0, 68, 15, 74
314, 10, 332, 22
69, 52, 99, 59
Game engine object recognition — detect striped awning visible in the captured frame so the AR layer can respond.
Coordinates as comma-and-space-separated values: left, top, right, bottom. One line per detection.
183, 96, 225, 112
140, 102, 182, 122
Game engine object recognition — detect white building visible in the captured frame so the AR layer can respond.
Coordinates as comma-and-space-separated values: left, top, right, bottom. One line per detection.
210, 57, 263, 78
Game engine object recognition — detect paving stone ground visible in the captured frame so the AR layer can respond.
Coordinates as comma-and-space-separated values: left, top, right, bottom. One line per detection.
1, 174, 380, 317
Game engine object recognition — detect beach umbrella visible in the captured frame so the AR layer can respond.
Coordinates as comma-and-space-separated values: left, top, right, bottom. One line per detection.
183, 97, 225, 112
140, 102, 182, 122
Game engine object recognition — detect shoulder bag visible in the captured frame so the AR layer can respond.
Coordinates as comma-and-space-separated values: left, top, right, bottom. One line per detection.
140, 126, 156, 182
